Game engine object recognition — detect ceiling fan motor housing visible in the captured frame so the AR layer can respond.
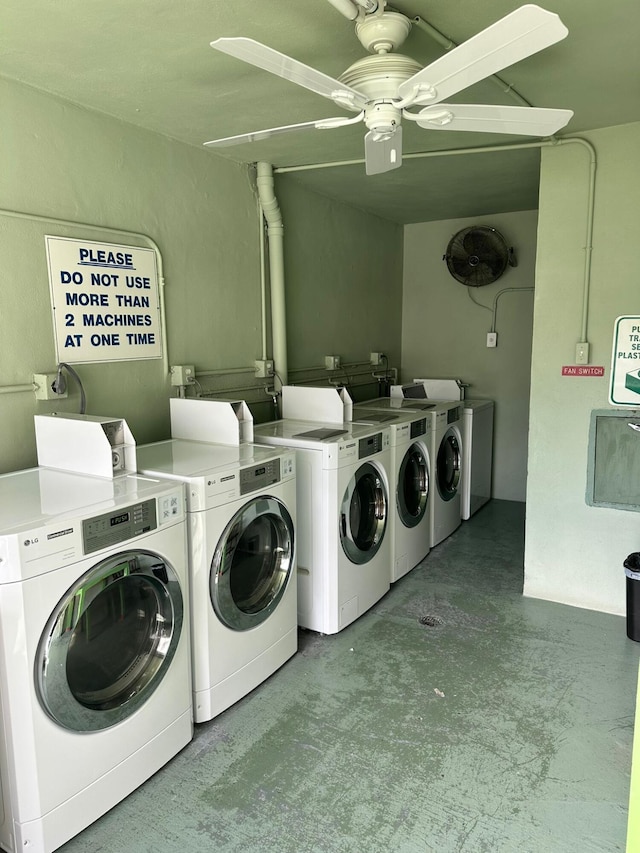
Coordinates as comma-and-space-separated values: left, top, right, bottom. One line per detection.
338, 53, 422, 100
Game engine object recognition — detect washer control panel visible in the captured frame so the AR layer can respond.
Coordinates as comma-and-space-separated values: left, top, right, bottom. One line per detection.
82, 498, 157, 555
240, 458, 281, 495
358, 432, 383, 459
410, 418, 427, 438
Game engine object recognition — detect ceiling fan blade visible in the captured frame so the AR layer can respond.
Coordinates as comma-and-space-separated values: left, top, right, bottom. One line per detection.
416, 103, 573, 136
203, 115, 362, 148
398, 5, 569, 106
211, 37, 367, 111
364, 127, 403, 176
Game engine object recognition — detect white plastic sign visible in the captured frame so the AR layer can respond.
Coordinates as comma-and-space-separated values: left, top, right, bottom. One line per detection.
45, 236, 162, 363
610, 316, 640, 406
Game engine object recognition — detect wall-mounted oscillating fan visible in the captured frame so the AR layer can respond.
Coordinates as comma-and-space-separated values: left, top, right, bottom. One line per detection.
444, 226, 516, 287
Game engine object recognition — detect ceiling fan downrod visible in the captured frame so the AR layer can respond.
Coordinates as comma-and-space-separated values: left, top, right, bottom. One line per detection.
326, 0, 381, 22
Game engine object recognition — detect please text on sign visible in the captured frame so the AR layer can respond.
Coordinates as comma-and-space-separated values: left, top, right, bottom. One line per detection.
45, 236, 162, 364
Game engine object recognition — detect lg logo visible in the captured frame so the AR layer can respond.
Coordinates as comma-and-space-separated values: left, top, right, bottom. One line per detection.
23, 537, 39, 547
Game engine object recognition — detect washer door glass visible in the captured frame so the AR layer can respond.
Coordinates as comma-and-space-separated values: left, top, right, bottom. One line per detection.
437, 429, 461, 501
211, 496, 294, 631
36, 550, 183, 732
340, 462, 387, 564
397, 444, 429, 528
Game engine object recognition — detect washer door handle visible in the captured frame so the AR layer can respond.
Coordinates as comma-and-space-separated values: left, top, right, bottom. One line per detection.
340, 512, 347, 538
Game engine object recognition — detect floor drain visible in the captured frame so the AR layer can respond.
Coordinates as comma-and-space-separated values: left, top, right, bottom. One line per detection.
419, 615, 443, 627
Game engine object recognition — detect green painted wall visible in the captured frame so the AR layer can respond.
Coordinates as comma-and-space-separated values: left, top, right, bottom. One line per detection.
402, 210, 538, 502
525, 123, 640, 615
276, 177, 403, 372
0, 78, 403, 474
627, 663, 640, 851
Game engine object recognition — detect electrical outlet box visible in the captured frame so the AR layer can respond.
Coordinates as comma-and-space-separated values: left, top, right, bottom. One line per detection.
255, 359, 275, 378
325, 355, 341, 370
33, 373, 67, 401
575, 342, 590, 365
486, 332, 498, 348
170, 365, 195, 386
370, 352, 384, 366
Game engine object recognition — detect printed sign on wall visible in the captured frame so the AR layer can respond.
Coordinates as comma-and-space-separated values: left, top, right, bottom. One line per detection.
610, 316, 640, 406
45, 236, 162, 363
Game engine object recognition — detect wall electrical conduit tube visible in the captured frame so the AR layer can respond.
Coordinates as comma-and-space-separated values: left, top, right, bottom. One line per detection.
276, 136, 597, 359
256, 161, 288, 386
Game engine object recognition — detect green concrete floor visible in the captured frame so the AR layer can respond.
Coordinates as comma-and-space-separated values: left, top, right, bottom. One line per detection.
59, 500, 640, 852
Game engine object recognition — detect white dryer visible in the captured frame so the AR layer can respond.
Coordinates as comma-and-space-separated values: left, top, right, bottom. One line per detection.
429, 402, 464, 546
352, 404, 432, 582
136, 439, 297, 723
253, 419, 392, 634
0, 468, 191, 853
461, 400, 494, 520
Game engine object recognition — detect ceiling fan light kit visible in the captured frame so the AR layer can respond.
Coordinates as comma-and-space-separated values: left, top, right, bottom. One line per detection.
205, 2, 573, 176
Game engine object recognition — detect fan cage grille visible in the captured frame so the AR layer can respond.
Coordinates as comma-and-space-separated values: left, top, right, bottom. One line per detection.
445, 226, 511, 287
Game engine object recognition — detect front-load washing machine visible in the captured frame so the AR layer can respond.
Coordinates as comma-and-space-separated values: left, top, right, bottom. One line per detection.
0, 467, 191, 853
352, 405, 432, 582
253, 419, 392, 634
136, 439, 297, 723
429, 402, 464, 546
395, 387, 492, 522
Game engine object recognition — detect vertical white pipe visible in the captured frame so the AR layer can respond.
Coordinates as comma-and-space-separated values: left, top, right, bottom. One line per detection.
258, 197, 268, 360
557, 138, 597, 343
325, 0, 359, 20
256, 162, 288, 386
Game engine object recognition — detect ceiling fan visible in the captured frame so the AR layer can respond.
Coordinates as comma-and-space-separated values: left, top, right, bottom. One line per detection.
204, 2, 573, 176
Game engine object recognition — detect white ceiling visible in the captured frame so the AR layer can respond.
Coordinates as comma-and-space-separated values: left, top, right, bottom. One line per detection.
2, 0, 638, 223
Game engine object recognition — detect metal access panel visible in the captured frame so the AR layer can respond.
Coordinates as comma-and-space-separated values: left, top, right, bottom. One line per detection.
586, 409, 640, 511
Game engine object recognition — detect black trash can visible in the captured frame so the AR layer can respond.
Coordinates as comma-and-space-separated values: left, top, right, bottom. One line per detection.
624, 553, 640, 641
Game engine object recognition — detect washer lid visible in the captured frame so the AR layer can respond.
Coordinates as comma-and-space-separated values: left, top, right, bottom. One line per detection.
137, 439, 285, 479
290, 428, 348, 441
0, 468, 176, 535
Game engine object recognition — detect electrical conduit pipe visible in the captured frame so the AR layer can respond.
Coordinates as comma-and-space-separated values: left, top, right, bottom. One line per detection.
276, 136, 597, 358
256, 162, 288, 386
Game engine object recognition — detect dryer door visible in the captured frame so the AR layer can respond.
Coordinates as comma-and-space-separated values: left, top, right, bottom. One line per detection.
340, 462, 387, 564
397, 443, 429, 528
211, 496, 294, 631
437, 428, 461, 501
36, 550, 184, 732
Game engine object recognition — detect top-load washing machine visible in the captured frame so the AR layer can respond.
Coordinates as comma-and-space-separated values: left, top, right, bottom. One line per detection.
0, 467, 192, 853
136, 439, 297, 723
253, 419, 392, 634
429, 401, 464, 546
352, 403, 432, 582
